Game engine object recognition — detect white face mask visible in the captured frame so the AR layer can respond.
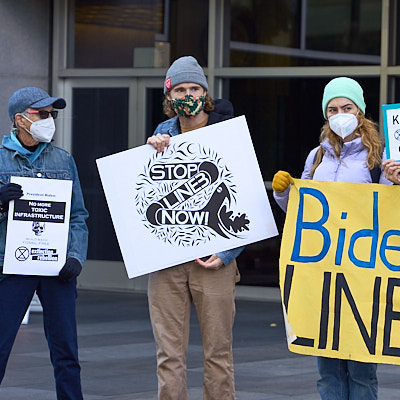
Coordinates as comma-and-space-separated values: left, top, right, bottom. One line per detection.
22, 115, 56, 143
328, 113, 358, 140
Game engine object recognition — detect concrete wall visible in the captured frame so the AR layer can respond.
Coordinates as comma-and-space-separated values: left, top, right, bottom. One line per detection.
0, 0, 50, 136
76, 260, 281, 301
77, 260, 149, 293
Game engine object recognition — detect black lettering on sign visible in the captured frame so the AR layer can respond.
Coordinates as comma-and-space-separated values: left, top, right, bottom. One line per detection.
332, 273, 380, 355
383, 278, 400, 356
318, 272, 331, 349
150, 163, 200, 180
283, 264, 315, 348
31, 248, 59, 261
13, 199, 66, 223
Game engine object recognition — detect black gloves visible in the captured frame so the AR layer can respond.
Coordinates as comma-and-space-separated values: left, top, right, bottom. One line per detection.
0, 183, 23, 212
59, 258, 82, 282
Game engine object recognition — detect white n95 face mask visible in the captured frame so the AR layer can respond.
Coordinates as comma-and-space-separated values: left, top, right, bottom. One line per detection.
328, 113, 358, 140
22, 115, 56, 143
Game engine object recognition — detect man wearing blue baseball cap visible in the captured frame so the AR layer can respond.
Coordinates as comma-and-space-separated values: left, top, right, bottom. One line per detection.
0, 87, 88, 399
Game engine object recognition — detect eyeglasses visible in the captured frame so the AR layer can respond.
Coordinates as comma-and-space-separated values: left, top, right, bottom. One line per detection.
25, 110, 59, 119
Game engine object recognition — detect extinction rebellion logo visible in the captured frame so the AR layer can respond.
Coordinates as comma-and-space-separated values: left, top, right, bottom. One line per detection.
135, 142, 250, 246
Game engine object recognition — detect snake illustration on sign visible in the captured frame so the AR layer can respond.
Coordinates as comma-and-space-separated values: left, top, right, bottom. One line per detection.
135, 142, 250, 246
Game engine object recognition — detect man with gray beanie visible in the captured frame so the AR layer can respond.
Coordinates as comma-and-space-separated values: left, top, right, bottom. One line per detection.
146, 56, 243, 400
0, 87, 88, 399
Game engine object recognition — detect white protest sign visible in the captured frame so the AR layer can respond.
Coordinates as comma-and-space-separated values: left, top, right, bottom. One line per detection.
97, 115, 278, 278
382, 103, 400, 161
3, 177, 72, 275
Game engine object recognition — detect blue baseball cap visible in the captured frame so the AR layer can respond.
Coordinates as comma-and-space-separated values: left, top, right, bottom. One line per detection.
8, 87, 66, 121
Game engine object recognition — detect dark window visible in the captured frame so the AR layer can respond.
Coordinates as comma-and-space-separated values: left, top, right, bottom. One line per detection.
227, 77, 380, 179
146, 87, 167, 138
396, 79, 400, 103
396, 2, 400, 65
168, 0, 209, 66
72, 88, 129, 261
69, 0, 208, 68
229, 0, 382, 67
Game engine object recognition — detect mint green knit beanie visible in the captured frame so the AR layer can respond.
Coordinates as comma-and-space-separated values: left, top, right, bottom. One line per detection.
322, 77, 366, 119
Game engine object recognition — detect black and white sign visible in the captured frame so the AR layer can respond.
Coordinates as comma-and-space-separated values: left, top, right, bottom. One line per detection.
3, 177, 72, 275
97, 116, 278, 278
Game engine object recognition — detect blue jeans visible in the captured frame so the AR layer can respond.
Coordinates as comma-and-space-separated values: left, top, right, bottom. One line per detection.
0, 273, 82, 400
317, 357, 377, 400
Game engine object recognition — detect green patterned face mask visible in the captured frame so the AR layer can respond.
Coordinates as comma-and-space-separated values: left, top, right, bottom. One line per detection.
170, 94, 206, 118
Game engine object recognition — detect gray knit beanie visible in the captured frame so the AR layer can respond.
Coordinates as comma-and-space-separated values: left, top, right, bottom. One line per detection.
164, 56, 208, 94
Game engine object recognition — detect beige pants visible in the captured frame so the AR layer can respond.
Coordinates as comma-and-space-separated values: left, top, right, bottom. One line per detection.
148, 260, 240, 400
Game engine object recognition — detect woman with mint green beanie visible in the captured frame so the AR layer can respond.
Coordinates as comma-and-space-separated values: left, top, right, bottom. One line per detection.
273, 77, 391, 400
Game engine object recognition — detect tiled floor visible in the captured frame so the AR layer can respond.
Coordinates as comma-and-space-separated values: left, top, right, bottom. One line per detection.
1, 289, 400, 399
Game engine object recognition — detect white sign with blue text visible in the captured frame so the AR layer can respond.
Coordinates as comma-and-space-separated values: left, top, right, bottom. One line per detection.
382, 103, 400, 161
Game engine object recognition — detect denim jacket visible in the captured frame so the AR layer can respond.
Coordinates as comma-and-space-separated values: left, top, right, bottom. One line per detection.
153, 99, 244, 266
0, 141, 89, 267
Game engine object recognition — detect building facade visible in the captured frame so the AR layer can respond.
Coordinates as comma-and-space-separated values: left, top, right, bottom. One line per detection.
0, 0, 399, 292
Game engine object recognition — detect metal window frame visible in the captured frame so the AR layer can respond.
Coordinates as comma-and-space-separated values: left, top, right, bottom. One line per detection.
52, 0, 399, 155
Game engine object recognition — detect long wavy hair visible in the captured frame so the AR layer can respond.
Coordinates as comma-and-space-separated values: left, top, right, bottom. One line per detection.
310, 112, 383, 178
163, 93, 215, 118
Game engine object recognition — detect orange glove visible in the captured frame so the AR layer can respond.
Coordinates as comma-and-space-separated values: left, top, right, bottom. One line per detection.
272, 170, 294, 193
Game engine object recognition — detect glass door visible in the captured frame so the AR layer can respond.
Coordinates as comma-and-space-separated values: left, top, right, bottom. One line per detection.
137, 77, 165, 140
61, 78, 165, 265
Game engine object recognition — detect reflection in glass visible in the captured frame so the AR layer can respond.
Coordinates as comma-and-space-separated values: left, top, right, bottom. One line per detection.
397, 3, 400, 65
70, 0, 167, 68
229, 0, 381, 67
168, 0, 209, 66
72, 88, 129, 260
68, 0, 208, 68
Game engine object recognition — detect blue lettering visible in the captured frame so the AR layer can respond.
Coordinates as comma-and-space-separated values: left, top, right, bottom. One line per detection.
379, 230, 400, 271
291, 187, 331, 263
348, 192, 379, 269
335, 212, 348, 265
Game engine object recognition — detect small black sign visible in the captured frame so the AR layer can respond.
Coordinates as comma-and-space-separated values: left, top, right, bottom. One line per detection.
13, 200, 66, 224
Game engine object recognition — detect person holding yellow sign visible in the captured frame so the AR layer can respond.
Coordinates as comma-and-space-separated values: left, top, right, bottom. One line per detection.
272, 77, 392, 400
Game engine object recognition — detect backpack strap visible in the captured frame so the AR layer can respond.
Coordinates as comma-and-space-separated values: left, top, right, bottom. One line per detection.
369, 165, 381, 183
312, 147, 323, 164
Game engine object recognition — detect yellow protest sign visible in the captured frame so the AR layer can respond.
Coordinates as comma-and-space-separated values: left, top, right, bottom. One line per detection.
279, 179, 400, 365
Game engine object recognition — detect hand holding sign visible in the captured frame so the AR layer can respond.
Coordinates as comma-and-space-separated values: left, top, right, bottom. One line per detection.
147, 133, 171, 153
195, 254, 224, 270
0, 183, 23, 211
272, 171, 294, 193
382, 159, 400, 184
59, 258, 82, 282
